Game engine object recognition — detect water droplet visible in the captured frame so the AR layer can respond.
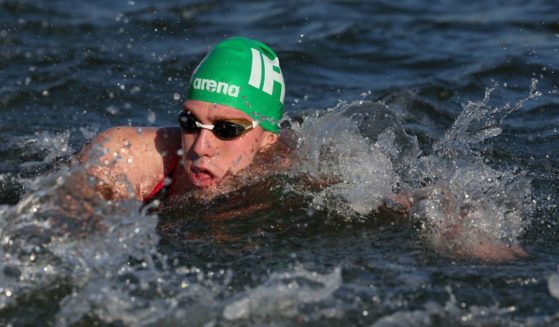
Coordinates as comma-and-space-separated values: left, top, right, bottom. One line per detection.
147, 111, 156, 123
106, 105, 119, 115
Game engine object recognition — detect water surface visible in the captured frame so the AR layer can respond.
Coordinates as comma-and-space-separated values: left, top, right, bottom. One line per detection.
1, 0, 559, 325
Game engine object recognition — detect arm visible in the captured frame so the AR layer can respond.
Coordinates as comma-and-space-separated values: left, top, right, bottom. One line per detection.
78, 126, 181, 201
409, 185, 527, 263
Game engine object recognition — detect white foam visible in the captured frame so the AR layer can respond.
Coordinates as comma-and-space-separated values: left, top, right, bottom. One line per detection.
408, 82, 537, 260
548, 272, 559, 300
222, 266, 342, 321
290, 101, 413, 218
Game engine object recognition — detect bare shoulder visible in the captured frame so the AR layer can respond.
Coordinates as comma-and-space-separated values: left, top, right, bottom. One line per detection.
80, 126, 181, 164
80, 126, 182, 200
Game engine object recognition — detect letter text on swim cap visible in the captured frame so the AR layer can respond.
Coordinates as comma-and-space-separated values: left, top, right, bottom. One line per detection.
248, 48, 285, 104
192, 78, 239, 98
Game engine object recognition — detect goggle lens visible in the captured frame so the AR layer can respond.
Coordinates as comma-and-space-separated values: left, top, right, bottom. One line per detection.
177, 111, 254, 140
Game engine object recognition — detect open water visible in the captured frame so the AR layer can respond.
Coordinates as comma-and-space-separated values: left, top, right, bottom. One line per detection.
1, 0, 559, 326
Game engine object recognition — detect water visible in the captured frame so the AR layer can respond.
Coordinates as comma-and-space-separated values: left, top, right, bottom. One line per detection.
1, 0, 559, 325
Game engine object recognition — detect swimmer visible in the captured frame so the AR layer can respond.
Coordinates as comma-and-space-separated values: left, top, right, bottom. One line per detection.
78, 36, 524, 262
80, 37, 289, 203
79, 36, 407, 212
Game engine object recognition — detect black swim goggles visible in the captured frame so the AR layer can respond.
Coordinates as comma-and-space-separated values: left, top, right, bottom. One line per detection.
178, 111, 258, 140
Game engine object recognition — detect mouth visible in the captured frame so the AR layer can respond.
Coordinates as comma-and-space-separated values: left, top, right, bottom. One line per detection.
189, 166, 218, 188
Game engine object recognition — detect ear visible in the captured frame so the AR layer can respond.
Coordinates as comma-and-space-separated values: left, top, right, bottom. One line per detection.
258, 131, 279, 153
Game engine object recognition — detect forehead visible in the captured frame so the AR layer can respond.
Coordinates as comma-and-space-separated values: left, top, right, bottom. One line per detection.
183, 100, 252, 120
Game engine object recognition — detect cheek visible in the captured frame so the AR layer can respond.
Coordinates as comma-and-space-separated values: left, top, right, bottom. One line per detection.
181, 135, 194, 150
239, 139, 260, 157
226, 139, 259, 168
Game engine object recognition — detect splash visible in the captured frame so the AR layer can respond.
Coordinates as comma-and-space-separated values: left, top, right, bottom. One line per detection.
222, 266, 342, 321
290, 101, 419, 219
434, 78, 540, 157
372, 286, 519, 326
548, 268, 559, 301
0, 164, 166, 325
15, 130, 74, 169
0, 131, 74, 204
408, 80, 540, 261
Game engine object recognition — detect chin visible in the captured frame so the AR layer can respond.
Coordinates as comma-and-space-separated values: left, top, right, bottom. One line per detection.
189, 176, 217, 188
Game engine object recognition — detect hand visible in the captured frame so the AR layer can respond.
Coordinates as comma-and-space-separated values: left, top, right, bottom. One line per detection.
410, 185, 528, 263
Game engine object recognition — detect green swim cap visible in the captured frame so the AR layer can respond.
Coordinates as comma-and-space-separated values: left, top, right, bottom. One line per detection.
187, 37, 285, 133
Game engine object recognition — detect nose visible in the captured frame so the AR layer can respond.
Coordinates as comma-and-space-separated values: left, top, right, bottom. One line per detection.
191, 128, 217, 158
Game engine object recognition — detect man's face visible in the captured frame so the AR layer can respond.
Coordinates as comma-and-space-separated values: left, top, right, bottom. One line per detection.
181, 100, 277, 188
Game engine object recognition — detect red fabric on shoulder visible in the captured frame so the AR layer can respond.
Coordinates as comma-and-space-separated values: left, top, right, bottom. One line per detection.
143, 155, 179, 202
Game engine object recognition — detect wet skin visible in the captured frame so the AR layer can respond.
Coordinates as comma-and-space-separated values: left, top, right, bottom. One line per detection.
179, 100, 278, 190
78, 100, 278, 200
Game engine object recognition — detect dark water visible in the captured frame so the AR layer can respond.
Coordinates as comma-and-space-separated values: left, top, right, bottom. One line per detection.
1, 0, 559, 326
